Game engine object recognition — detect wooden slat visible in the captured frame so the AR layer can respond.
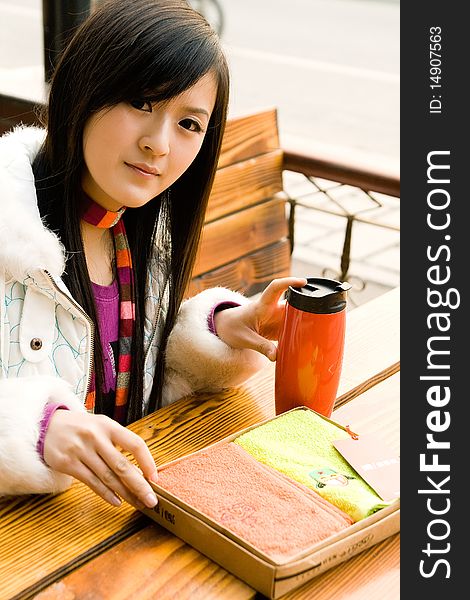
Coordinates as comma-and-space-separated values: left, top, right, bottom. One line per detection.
193, 197, 289, 277
33, 527, 254, 600
218, 108, 279, 169
35, 516, 399, 600
206, 150, 284, 222
188, 239, 291, 297
0, 288, 399, 599
0, 496, 146, 600
283, 534, 399, 600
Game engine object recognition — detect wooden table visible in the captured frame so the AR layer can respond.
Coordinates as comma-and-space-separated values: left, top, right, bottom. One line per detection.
0, 287, 400, 600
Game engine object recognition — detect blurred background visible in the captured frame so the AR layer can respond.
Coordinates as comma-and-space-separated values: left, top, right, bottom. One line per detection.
0, 0, 399, 306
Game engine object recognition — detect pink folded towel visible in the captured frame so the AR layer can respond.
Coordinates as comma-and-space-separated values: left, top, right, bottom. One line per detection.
156, 442, 353, 563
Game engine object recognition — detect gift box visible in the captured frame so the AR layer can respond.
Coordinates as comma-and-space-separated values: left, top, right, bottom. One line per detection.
141, 407, 400, 599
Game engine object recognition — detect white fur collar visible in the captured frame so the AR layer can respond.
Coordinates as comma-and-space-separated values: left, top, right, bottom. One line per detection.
0, 125, 65, 280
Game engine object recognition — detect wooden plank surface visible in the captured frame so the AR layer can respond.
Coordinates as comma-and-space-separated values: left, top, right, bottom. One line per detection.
197, 109, 285, 292
218, 108, 279, 169
34, 530, 398, 600
284, 534, 399, 600
0, 287, 399, 599
33, 527, 255, 600
206, 150, 284, 223
34, 373, 400, 600
188, 239, 291, 297
193, 197, 289, 277
336, 285, 400, 408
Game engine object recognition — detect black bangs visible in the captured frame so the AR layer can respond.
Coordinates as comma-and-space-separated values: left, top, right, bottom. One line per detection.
81, 0, 223, 110
119, 37, 219, 107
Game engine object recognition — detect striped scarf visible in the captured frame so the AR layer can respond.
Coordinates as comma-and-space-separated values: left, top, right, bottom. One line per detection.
81, 195, 135, 424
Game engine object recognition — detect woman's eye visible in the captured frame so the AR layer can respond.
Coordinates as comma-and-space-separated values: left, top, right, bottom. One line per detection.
130, 99, 153, 112
179, 118, 203, 133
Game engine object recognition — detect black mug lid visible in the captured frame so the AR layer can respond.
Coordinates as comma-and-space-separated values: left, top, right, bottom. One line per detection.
286, 277, 352, 314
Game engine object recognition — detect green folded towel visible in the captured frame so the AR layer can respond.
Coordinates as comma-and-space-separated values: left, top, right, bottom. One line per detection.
234, 408, 389, 521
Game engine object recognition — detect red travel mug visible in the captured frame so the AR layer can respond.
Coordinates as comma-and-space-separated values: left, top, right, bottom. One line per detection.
275, 277, 352, 417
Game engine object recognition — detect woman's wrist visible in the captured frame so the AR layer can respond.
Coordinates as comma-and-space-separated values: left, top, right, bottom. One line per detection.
207, 301, 241, 336
36, 403, 70, 463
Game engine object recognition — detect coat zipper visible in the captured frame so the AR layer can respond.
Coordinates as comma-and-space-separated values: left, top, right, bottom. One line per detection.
45, 270, 165, 403
44, 270, 95, 403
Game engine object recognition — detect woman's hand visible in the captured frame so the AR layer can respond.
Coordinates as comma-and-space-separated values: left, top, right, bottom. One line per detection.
214, 277, 307, 361
43, 410, 158, 510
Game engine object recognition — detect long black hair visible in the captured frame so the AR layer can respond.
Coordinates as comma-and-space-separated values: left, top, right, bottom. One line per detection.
33, 0, 229, 423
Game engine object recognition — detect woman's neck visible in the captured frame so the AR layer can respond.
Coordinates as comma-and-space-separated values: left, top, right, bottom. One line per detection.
81, 220, 115, 286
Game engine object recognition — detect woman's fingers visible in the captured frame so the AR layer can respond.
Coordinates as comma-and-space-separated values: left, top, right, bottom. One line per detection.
259, 277, 307, 306
43, 410, 158, 509
68, 461, 124, 508
97, 426, 158, 508
110, 423, 158, 484
231, 327, 277, 361
80, 452, 151, 510
213, 277, 308, 349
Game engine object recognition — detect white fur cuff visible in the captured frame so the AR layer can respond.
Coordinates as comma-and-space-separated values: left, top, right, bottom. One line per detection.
0, 376, 85, 496
162, 287, 269, 405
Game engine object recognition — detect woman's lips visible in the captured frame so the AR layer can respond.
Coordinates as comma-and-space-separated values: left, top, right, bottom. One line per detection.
125, 162, 160, 177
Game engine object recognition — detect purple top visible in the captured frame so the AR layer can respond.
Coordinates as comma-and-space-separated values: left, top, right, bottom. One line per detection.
90, 283, 239, 398
91, 279, 120, 414
89, 285, 240, 415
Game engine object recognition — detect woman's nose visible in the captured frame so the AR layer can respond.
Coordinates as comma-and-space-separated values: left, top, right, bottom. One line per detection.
139, 126, 170, 157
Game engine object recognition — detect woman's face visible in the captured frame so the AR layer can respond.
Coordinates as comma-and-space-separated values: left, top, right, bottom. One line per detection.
82, 72, 218, 211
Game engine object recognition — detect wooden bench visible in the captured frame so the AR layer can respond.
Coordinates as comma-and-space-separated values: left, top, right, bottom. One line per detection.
188, 108, 291, 297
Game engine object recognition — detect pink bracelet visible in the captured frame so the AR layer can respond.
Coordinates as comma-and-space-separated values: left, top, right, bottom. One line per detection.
36, 403, 70, 463
207, 301, 241, 336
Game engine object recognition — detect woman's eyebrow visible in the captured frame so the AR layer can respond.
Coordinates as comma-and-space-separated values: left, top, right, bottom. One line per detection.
182, 106, 210, 118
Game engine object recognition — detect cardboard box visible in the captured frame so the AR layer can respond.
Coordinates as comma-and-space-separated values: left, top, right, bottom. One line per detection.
142, 408, 400, 599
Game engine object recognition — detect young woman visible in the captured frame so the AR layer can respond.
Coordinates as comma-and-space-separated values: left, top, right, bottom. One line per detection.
0, 0, 305, 510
